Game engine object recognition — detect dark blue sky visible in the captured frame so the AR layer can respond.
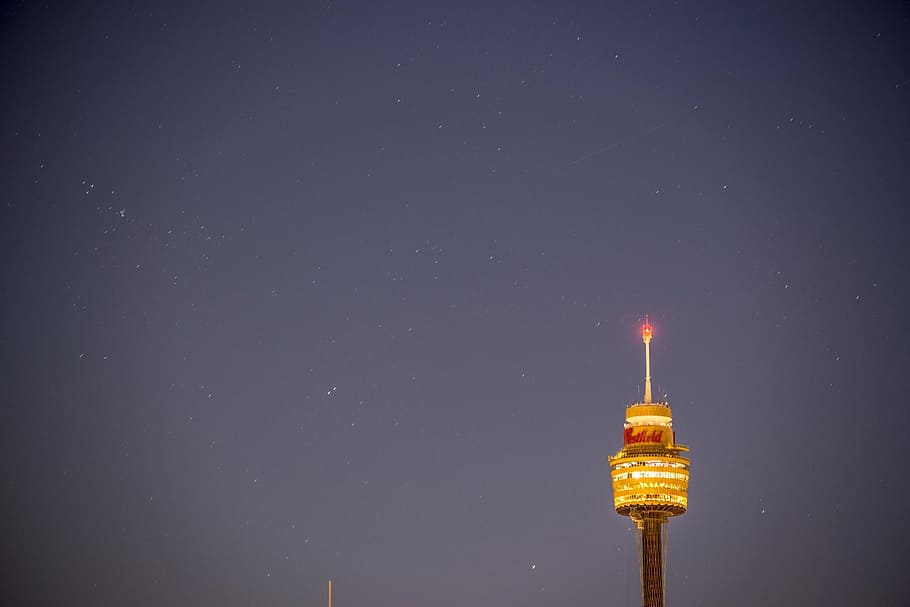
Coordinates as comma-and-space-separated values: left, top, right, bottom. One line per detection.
3, 1, 909, 605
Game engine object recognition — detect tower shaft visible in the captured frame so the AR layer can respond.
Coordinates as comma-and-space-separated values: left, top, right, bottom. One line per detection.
640, 516, 664, 607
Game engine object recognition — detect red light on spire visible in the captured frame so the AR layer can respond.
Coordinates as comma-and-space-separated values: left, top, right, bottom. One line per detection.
642, 315, 653, 340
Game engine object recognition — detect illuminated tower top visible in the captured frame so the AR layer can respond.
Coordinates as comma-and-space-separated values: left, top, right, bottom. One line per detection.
611, 318, 689, 517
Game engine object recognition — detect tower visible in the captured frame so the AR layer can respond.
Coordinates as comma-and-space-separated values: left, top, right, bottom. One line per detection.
609, 319, 690, 607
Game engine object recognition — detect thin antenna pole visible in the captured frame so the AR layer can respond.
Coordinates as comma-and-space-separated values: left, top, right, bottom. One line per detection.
642, 317, 653, 404
328, 579, 332, 607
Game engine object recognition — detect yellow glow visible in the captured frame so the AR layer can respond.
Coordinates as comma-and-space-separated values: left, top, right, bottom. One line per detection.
609, 449, 690, 516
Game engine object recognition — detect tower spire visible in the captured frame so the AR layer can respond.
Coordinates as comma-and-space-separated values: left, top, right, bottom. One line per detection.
642, 316, 653, 404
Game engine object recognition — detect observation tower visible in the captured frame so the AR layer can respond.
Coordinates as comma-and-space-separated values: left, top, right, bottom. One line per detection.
609, 320, 690, 607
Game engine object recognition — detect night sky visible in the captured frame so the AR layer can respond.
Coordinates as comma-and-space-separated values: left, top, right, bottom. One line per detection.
3, 1, 909, 605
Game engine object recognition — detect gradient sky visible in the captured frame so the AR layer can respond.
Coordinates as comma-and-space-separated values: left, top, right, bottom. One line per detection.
3, 1, 909, 605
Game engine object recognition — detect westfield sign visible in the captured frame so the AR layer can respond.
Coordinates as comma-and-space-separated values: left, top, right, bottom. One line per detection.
624, 427, 664, 445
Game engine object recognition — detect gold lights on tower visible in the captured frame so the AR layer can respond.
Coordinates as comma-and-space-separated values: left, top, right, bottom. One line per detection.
609, 319, 690, 607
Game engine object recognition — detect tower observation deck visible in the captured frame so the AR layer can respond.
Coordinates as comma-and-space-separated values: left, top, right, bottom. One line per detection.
609, 320, 690, 607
